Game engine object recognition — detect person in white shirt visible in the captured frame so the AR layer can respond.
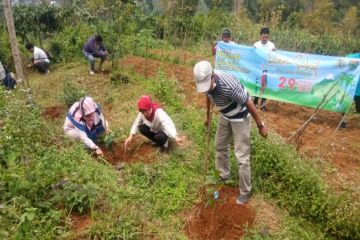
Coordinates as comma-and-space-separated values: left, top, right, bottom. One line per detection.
212, 28, 236, 56
124, 95, 184, 151
25, 43, 50, 74
253, 27, 276, 111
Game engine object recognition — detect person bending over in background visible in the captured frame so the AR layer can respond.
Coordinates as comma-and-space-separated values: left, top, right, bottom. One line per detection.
212, 28, 236, 56
64, 96, 108, 157
124, 95, 185, 151
253, 27, 276, 111
193, 61, 268, 205
0, 61, 17, 90
83, 35, 109, 75
25, 43, 50, 74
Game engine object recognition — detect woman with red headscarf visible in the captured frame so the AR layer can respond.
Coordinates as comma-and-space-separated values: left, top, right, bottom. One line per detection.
64, 96, 108, 156
124, 95, 184, 150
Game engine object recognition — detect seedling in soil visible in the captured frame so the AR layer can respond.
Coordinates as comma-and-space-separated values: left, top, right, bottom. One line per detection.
104, 133, 115, 151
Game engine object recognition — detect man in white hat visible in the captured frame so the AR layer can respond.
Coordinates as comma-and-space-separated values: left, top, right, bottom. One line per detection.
193, 60, 268, 205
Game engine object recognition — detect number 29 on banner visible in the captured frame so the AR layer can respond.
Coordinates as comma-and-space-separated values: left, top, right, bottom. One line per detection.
278, 77, 296, 89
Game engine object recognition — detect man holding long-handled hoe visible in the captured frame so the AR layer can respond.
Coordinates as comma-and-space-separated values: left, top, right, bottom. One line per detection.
193, 61, 268, 205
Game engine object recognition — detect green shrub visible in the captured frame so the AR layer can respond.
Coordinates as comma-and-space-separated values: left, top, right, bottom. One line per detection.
150, 70, 181, 109
251, 132, 360, 239
110, 71, 130, 86
60, 80, 86, 108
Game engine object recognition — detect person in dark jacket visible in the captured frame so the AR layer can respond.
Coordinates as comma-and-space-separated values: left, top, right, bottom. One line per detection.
0, 62, 17, 90
83, 35, 108, 75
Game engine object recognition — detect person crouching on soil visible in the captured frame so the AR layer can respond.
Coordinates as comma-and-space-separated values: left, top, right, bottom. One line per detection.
124, 95, 185, 151
83, 34, 109, 75
25, 43, 50, 74
64, 96, 108, 157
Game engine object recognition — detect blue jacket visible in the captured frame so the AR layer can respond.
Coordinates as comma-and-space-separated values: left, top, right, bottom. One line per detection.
346, 53, 360, 97
83, 35, 106, 56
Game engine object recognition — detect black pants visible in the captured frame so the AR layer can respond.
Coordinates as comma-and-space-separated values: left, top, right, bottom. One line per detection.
34, 61, 50, 74
355, 96, 360, 113
139, 124, 168, 147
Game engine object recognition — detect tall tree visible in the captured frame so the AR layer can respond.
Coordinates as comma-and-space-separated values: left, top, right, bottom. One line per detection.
301, 0, 336, 35
3, 0, 26, 85
340, 6, 359, 36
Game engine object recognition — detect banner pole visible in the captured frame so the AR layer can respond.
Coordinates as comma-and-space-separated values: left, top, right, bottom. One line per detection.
318, 102, 352, 159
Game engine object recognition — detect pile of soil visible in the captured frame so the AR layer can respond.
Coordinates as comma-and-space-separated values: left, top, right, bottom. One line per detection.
42, 105, 65, 120
101, 137, 157, 166
185, 186, 255, 239
69, 212, 93, 233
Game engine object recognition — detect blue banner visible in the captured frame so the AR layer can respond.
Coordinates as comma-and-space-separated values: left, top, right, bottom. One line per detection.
215, 42, 360, 112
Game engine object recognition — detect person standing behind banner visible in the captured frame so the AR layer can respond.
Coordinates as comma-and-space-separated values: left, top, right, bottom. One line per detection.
253, 27, 276, 111
212, 28, 236, 56
339, 53, 360, 129
64, 96, 108, 157
346, 52, 360, 113
355, 79, 360, 113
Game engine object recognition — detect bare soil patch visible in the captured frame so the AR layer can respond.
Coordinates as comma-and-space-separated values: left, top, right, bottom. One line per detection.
69, 212, 93, 233
42, 105, 65, 120
185, 186, 255, 240
120, 55, 205, 107
101, 136, 157, 166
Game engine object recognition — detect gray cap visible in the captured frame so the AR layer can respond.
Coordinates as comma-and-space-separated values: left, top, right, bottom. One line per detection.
193, 61, 213, 93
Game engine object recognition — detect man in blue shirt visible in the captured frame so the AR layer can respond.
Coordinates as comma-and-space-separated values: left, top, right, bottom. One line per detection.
83, 35, 108, 75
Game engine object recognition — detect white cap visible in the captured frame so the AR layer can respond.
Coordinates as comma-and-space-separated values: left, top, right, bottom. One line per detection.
193, 61, 213, 92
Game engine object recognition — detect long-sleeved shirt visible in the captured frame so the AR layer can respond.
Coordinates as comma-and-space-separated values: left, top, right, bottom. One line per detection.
130, 108, 177, 139
64, 101, 107, 149
83, 36, 106, 56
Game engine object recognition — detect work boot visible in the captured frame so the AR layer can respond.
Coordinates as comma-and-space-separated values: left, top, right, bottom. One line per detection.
236, 193, 251, 205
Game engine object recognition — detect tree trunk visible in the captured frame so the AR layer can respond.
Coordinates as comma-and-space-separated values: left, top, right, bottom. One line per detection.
3, 0, 27, 85
233, 0, 244, 14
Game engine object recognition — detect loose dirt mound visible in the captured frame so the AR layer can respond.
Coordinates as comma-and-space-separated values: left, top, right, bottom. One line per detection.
185, 186, 255, 240
102, 137, 157, 165
70, 212, 93, 233
42, 105, 65, 120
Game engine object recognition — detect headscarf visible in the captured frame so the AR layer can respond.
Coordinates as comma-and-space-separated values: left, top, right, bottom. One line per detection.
72, 97, 97, 128
137, 95, 160, 121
